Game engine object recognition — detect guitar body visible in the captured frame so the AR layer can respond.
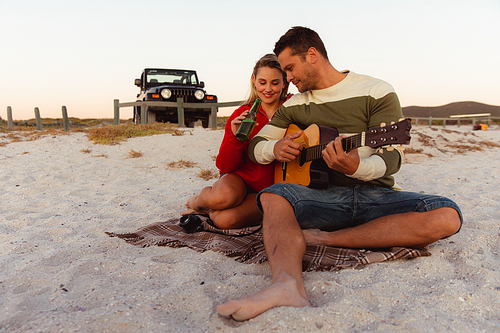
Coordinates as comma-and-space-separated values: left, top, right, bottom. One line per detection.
274, 124, 339, 187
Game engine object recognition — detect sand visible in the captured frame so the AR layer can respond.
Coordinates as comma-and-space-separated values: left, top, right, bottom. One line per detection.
1, 124, 500, 332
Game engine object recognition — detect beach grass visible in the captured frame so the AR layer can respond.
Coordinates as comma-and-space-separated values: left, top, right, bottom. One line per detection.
126, 149, 143, 158
0, 117, 229, 146
167, 159, 197, 168
86, 123, 178, 145
1, 121, 182, 146
197, 167, 219, 180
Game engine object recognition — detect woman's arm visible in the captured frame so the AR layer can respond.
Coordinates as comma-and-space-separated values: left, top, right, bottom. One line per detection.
215, 106, 249, 173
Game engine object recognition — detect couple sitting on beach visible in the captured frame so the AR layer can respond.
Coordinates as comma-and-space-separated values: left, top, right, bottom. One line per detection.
182, 26, 463, 321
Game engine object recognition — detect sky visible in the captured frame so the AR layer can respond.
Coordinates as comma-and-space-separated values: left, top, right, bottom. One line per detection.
1, 0, 499, 120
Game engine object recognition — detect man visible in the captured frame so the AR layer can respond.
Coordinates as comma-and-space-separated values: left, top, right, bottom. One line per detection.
217, 26, 462, 321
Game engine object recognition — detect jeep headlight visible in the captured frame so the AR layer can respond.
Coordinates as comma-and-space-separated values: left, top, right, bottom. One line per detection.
161, 89, 172, 99
194, 90, 205, 100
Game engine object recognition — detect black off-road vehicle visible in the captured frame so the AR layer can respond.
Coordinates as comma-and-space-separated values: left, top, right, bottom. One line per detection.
134, 68, 217, 127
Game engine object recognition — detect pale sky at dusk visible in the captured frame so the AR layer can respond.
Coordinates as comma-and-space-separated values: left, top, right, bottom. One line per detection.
1, 0, 499, 120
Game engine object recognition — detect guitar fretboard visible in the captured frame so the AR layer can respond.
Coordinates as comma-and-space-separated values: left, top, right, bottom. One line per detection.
299, 132, 365, 166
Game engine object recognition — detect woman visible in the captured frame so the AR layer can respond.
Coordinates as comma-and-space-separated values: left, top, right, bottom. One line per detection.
182, 54, 290, 229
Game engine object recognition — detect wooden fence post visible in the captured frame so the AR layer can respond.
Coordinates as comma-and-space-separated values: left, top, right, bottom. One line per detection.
7, 106, 14, 129
62, 106, 70, 131
209, 106, 217, 129
141, 103, 147, 125
176, 98, 184, 127
428, 116, 432, 128
113, 99, 119, 125
34, 107, 43, 131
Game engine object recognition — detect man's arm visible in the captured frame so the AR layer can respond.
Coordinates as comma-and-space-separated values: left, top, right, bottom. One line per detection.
248, 124, 303, 164
347, 90, 404, 181
322, 90, 404, 182
322, 137, 402, 181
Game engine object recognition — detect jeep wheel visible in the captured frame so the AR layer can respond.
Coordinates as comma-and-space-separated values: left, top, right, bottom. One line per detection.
202, 116, 210, 128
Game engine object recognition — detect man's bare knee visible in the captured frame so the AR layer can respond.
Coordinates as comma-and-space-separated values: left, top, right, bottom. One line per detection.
259, 192, 276, 202
419, 208, 461, 241
435, 207, 461, 237
260, 192, 286, 211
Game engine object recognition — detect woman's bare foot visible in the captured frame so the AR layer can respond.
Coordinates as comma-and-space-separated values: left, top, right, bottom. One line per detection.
181, 195, 211, 216
181, 208, 200, 216
185, 195, 200, 210
181, 207, 212, 216
217, 276, 310, 321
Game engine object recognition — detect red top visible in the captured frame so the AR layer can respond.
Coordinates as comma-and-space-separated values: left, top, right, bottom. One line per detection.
215, 104, 275, 192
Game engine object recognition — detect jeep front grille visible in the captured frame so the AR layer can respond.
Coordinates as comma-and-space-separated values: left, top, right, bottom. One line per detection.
171, 89, 194, 97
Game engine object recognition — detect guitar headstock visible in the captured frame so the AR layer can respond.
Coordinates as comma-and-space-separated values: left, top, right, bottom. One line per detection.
364, 118, 411, 150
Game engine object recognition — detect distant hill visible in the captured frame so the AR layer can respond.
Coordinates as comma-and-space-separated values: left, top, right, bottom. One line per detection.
402, 101, 500, 118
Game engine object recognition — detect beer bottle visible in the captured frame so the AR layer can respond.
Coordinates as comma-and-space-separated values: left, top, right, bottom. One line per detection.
235, 98, 262, 141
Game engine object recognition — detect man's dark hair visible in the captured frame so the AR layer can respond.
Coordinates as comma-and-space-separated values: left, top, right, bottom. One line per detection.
273, 26, 329, 60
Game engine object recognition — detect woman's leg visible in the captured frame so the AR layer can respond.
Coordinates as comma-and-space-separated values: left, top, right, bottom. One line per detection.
182, 173, 262, 229
183, 173, 247, 215
209, 193, 262, 229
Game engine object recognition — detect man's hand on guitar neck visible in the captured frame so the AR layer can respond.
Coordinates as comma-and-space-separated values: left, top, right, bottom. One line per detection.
322, 136, 360, 176
273, 131, 304, 163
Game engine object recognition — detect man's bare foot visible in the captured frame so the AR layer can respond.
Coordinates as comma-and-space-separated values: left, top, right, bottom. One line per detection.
302, 229, 332, 246
217, 277, 310, 321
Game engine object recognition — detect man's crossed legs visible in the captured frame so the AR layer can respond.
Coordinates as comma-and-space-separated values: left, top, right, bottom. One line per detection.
217, 184, 462, 321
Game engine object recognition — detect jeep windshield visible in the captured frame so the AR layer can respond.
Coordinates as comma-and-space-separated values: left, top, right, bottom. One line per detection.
145, 69, 199, 86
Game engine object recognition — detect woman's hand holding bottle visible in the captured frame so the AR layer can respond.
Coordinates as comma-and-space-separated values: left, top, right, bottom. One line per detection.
231, 110, 249, 136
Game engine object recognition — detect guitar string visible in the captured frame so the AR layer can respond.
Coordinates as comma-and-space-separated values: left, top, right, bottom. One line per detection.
301, 121, 408, 163
304, 134, 362, 162
287, 119, 410, 173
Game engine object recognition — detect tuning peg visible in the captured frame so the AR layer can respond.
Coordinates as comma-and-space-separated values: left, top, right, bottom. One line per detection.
399, 118, 405, 122
396, 145, 405, 151
378, 148, 383, 154
387, 146, 394, 151
390, 121, 395, 125
380, 122, 386, 127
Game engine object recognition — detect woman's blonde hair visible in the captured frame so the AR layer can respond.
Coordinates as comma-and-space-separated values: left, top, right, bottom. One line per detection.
243, 53, 289, 106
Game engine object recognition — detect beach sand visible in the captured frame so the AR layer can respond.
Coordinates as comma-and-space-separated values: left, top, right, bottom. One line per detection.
1, 124, 500, 332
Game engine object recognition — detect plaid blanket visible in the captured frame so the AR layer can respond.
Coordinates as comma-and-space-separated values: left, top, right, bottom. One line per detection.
106, 216, 430, 271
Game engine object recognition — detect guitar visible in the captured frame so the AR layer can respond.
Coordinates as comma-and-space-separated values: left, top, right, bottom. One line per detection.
274, 118, 412, 187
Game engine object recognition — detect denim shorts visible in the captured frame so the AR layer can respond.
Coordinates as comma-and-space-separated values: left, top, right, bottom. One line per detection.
256, 183, 463, 232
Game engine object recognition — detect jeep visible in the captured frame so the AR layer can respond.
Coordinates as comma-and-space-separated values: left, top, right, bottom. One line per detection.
134, 68, 217, 127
